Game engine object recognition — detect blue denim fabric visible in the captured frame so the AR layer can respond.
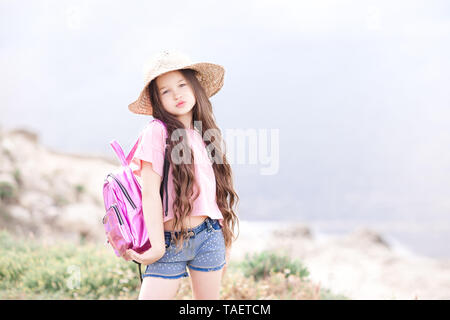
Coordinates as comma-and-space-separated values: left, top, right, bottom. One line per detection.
142, 217, 226, 279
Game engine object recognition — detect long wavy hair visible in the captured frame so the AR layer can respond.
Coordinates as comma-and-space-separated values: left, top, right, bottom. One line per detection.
147, 68, 239, 251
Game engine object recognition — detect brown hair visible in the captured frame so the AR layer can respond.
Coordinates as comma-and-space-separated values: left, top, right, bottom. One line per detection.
147, 68, 239, 251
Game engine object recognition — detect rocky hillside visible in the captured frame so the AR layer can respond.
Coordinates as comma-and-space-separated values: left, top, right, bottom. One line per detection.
0, 127, 120, 243
2, 128, 450, 300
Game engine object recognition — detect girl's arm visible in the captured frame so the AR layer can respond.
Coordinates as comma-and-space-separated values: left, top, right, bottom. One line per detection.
123, 160, 166, 264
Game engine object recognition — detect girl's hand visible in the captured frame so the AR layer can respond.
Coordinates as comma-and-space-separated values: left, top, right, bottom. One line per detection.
122, 247, 165, 265
121, 249, 138, 262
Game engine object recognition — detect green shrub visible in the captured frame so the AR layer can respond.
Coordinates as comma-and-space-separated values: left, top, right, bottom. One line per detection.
0, 231, 348, 300
74, 184, 85, 193
239, 250, 310, 281
0, 230, 141, 299
13, 169, 23, 187
0, 182, 16, 203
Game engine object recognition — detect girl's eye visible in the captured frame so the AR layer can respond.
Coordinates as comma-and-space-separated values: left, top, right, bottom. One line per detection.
162, 84, 185, 95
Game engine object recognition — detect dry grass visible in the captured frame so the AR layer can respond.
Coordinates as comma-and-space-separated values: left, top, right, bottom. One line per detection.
0, 230, 348, 300
174, 267, 339, 300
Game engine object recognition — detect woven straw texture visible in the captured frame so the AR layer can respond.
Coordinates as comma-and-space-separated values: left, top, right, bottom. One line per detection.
128, 50, 225, 115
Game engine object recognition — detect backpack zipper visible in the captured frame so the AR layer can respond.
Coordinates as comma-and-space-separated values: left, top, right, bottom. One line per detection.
107, 174, 137, 210
110, 204, 123, 225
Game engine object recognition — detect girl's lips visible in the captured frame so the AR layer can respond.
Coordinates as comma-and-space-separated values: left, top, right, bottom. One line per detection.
176, 101, 185, 107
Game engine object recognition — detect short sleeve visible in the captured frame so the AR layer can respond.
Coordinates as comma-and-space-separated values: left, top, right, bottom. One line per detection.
130, 120, 166, 178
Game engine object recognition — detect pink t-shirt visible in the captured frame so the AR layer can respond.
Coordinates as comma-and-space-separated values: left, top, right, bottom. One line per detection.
130, 120, 224, 227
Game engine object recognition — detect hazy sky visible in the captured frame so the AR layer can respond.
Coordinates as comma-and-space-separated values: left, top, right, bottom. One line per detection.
2, 0, 450, 256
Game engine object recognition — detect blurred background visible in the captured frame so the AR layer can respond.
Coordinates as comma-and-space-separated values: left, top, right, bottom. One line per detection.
1, 0, 450, 263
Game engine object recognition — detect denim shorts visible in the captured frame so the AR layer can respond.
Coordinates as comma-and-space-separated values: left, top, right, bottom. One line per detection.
142, 217, 226, 279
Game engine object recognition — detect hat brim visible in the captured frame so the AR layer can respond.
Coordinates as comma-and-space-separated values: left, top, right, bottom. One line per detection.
128, 62, 225, 116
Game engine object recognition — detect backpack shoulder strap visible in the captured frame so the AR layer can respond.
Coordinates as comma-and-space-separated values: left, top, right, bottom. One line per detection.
126, 119, 169, 165
125, 137, 141, 166
110, 140, 128, 167
160, 144, 170, 217
125, 119, 170, 217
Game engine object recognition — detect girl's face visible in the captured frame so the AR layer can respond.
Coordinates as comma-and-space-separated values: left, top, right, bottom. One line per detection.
156, 70, 196, 122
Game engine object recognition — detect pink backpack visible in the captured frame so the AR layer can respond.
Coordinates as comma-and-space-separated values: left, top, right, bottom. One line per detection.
102, 119, 170, 281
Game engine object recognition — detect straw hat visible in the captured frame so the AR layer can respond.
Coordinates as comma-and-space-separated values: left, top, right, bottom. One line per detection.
128, 49, 225, 115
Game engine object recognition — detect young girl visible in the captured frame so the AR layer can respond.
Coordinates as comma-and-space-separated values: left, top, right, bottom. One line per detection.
122, 50, 239, 300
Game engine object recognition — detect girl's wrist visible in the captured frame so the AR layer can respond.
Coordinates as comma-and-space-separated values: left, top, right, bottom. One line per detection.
137, 246, 165, 265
